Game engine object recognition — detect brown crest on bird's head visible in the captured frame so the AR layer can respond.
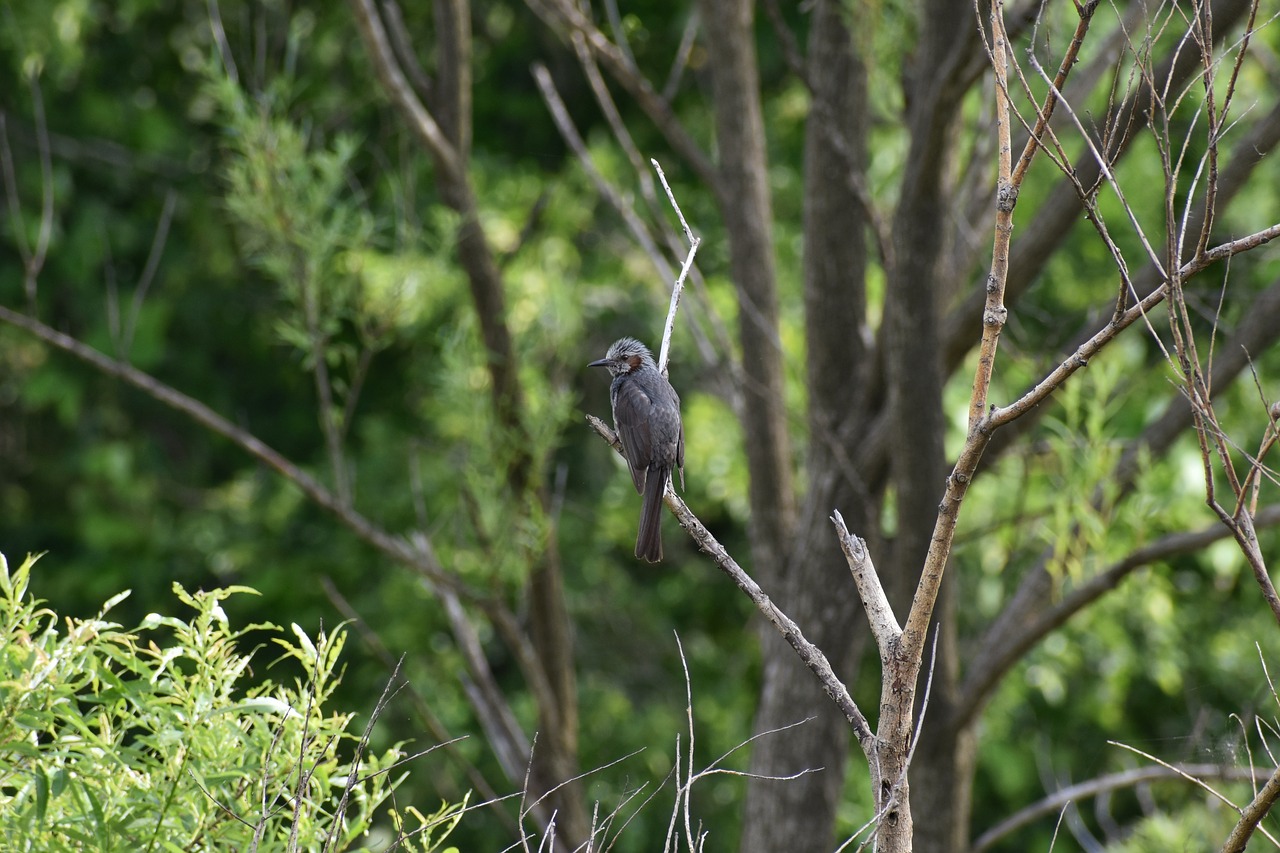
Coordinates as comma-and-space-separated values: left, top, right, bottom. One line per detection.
587, 337, 656, 377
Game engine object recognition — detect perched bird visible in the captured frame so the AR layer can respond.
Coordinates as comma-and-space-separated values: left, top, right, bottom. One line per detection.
588, 337, 685, 562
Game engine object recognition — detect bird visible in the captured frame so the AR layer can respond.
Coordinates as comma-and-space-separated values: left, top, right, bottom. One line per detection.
588, 337, 685, 562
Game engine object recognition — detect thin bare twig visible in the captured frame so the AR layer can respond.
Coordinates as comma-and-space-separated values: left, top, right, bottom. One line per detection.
651, 159, 699, 376
973, 763, 1268, 853
531, 64, 672, 284
22, 75, 55, 314
1111, 741, 1280, 848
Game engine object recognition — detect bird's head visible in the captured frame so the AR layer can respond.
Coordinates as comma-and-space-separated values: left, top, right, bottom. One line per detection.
588, 336, 656, 377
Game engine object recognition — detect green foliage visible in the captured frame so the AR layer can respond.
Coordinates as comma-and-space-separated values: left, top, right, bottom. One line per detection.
0, 552, 459, 852
1105, 794, 1245, 852
3, 1, 1280, 850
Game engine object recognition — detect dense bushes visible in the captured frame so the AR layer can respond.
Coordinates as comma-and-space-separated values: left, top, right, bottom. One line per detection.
0, 552, 461, 852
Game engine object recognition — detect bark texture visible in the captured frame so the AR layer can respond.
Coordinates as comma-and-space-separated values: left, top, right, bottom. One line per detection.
697, 0, 796, 590
883, 0, 974, 848
740, 1, 869, 848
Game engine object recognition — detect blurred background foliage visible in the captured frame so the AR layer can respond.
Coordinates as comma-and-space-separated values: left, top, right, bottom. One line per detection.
2, 1, 1279, 850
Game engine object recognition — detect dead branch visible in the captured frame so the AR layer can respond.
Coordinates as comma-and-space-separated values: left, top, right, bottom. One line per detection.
585, 414, 875, 757
974, 763, 1268, 853
523, 0, 719, 195
832, 511, 899, 649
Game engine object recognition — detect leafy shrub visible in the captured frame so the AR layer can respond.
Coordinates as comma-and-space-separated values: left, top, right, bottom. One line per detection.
0, 552, 461, 852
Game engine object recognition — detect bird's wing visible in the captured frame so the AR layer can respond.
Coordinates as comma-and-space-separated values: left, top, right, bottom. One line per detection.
612, 378, 654, 495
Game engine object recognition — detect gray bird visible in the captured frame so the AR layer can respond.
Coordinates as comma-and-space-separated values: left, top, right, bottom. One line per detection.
589, 337, 685, 562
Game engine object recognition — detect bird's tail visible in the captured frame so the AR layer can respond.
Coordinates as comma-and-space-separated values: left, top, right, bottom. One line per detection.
635, 467, 667, 563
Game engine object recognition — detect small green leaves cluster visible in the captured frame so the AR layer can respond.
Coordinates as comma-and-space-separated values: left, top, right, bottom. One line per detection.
0, 552, 459, 852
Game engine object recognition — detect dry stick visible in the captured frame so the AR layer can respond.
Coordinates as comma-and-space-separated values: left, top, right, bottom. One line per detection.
1195, 0, 1262, 260
650, 158, 699, 377
832, 511, 898, 647
1239, 412, 1280, 518
967, 0, 1015, 430
530, 64, 672, 285
1222, 508, 1280, 628
523, 0, 718, 194
1011, 1, 1101, 188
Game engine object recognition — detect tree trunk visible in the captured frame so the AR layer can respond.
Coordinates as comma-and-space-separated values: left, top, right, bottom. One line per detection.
696, 0, 795, 592
741, 3, 869, 850
884, 0, 972, 849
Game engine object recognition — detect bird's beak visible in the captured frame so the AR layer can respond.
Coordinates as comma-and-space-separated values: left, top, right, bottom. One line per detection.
587, 358, 610, 368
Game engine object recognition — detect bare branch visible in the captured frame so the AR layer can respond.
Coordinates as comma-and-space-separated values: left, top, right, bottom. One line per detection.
974, 763, 1268, 853
524, 0, 719, 195
531, 64, 672, 284
1112, 740, 1280, 848
967, 0, 1015, 429
0, 304, 479, 603
651, 158, 699, 376
378, 0, 434, 105
831, 510, 899, 646
585, 414, 875, 756
347, 0, 463, 181
661, 10, 701, 101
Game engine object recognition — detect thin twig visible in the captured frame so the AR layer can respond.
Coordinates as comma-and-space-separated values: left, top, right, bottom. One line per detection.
650, 158, 699, 376
23, 75, 54, 314
973, 763, 1267, 852
1111, 741, 1280, 849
